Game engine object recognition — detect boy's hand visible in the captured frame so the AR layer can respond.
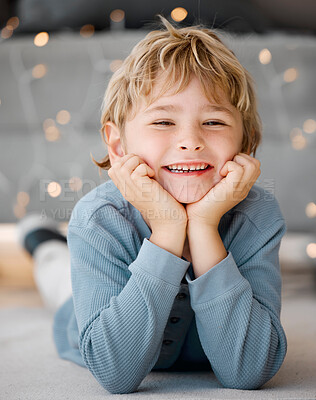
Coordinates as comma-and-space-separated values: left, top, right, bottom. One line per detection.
186, 153, 261, 228
108, 154, 187, 233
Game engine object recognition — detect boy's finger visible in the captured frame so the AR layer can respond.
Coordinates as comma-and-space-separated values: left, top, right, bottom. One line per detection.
132, 163, 155, 178
121, 155, 143, 174
112, 154, 135, 169
220, 160, 244, 177
233, 154, 261, 185
235, 153, 261, 168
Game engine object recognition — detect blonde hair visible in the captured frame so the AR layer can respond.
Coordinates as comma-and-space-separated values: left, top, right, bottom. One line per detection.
92, 16, 261, 170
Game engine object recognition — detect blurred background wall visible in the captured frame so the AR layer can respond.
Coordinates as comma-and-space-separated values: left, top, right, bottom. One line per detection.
0, 0, 315, 264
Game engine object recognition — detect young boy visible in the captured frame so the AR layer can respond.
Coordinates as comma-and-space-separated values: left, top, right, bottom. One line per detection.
23, 17, 287, 394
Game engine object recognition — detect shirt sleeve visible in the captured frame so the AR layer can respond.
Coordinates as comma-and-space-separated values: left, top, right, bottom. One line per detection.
185, 217, 287, 390
68, 213, 189, 395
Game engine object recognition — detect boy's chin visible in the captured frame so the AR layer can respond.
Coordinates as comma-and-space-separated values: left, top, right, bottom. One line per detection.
174, 191, 207, 204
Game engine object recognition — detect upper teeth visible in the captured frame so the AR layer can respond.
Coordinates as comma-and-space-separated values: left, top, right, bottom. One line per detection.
167, 163, 208, 171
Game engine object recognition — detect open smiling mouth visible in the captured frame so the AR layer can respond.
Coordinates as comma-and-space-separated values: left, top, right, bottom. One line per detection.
163, 163, 213, 175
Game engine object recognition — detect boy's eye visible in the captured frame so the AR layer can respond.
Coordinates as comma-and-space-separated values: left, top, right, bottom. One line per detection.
152, 121, 174, 126
204, 121, 225, 126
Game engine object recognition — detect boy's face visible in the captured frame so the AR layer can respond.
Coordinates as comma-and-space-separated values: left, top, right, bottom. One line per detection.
114, 74, 243, 204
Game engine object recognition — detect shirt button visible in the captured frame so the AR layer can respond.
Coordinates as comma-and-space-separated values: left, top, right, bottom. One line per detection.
176, 293, 187, 300
170, 317, 180, 324
163, 339, 173, 345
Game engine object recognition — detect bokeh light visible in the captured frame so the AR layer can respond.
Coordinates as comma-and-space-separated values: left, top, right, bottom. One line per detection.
17, 192, 30, 207
32, 64, 47, 79
13, 204, 26, 219
303, 119, 316, 134
6, 16, 19, 30
45, 126, 61, 142
43, 118, 59, 141
258, 48, 272, 65
80, 24, 95, 38
34, 32, 49, 47
1, 27, 13, 39
69, 177, 83, 192
43, 118, 55, 131
56, 110, 71, 125
283, 68, 298, 82
305, 202, 316, 218
290, 128, 306, 150
47, 181, 62, 198
306, 243, 316, 259
110, 9, 125, 23
110, 59, 123, 72
171, 7, 188, 22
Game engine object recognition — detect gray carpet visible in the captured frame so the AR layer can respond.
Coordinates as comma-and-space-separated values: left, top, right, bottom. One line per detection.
1, 280, 316, 400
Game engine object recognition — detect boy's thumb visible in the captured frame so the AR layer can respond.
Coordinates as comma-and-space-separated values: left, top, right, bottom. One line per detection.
147, 165, 155, 177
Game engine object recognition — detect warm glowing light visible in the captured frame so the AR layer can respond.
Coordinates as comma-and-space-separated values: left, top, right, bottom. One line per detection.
171, 7, 188, 22
17, 192, 30, 207
110, 59, 123, 72
290, 127, 302, 138
69, 177, 83, 192
306, 202, 316, 218
80, 24, 95, 38
110, 9, 125, 22
43, 118, 60, 141
290, 128, 306, 150
303, 119, 316, 134
43, 118, 55, 131
47, 181, 62, 198
258, 48, 272, 65
306, 243, 316, 259
1, 27, 13, 39
291, 135, 306, 150
56, 110, 71, 125
283, 68, 298, 83
32, 64, 47, 79
34, 32, 49, 47
6, 16, 19, 30
45, 125, 60, 141
13, 204, 26, 219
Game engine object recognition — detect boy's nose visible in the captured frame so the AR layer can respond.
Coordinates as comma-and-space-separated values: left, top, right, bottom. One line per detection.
176, 133, 205, 152
178, 144, 203, 151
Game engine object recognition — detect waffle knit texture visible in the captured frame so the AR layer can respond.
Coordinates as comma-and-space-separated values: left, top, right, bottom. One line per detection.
53, 180, 287, 394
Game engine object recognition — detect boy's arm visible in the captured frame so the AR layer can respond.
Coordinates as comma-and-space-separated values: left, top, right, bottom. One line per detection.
185, 153, 287, 389
68, 209, 189, 395
186, 152, 261, 277
66, 153, 187, 394
186, 206, 287, 390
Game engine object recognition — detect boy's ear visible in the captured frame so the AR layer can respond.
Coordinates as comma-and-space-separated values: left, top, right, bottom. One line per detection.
104, 121, 126, 164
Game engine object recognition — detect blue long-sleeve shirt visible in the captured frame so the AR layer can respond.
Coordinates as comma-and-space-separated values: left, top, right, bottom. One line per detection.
53, 180, 287, 394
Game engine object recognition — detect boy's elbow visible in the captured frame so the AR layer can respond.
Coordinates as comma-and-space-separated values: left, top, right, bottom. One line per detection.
80, 338, 142, 394
217, 364, 282, 390
221, 378, 263, 391
83, 357, 142, 394
217, 372, 266, 390
84, 360, 141, 394
101, 379, 140, 395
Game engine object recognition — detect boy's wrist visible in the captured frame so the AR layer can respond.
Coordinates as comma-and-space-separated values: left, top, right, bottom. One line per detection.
187, 221, 227, 277
149, 223, 187, 258
187, 218, 220, 232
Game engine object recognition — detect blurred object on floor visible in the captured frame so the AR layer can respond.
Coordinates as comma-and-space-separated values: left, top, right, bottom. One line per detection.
0, 224, 35, 288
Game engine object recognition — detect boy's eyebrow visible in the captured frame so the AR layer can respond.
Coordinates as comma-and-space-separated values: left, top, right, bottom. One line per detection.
202, 104, 234, 116
144, 104, 234, 116
143, 104, 179, 114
